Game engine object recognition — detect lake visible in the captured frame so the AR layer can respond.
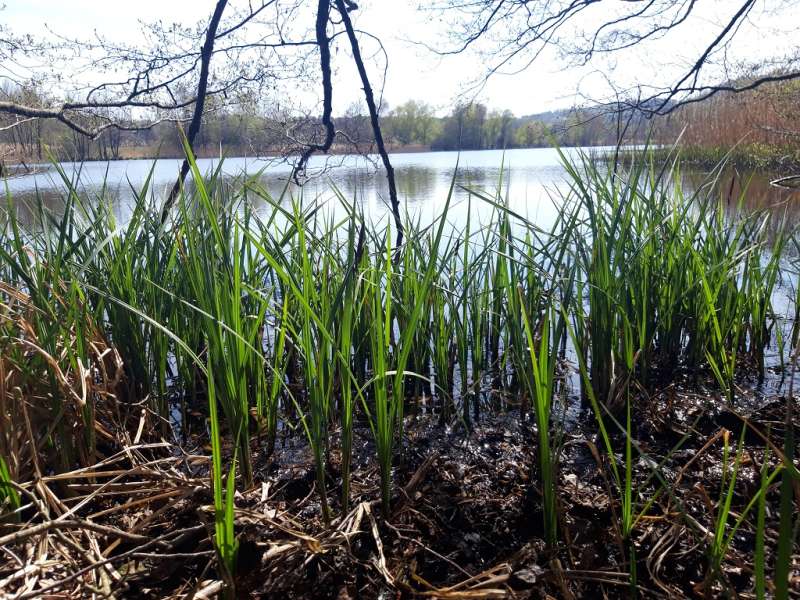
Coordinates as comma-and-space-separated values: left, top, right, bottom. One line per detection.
3, 147, 624, 228
5, 145, 800, 255
7, 147, 800, 230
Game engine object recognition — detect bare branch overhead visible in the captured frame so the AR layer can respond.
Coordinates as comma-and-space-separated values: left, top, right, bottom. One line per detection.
425, 0, 800, 114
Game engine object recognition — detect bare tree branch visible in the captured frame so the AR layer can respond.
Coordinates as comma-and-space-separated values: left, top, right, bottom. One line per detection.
334, 0, 403, 249
293, 0, 336, 183
426, 0, 800, 115
162, 0, 230, 219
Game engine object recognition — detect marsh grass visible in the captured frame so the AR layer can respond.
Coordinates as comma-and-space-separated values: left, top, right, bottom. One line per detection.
1, 145, 797, 595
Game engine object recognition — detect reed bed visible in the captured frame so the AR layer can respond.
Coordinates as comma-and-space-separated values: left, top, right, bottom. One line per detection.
0, 149, 797, 598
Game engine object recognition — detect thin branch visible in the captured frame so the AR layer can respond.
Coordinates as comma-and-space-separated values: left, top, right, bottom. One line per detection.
334, 0, 403, 250
293, 0, 336, 183
162, 0, 230, 219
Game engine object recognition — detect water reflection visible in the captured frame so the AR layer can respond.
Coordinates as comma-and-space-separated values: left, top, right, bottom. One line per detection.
683, 168, 800, 253
4, 148, 585, 230
684, 167, 800, 216
5, 148, 800, 234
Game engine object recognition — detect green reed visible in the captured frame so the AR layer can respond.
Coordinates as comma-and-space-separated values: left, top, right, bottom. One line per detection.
178, 156, 267, 487
206, 354, 239, 590
0, 455, 20, 522
517, 298, 563, 547
2, 144, 796, 594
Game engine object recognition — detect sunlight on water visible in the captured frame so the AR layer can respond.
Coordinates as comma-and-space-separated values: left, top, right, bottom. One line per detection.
5, 148, 601, 230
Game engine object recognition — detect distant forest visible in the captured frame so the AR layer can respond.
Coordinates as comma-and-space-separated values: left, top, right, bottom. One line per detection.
0, 87, 642, 163
1, 78, 797, 165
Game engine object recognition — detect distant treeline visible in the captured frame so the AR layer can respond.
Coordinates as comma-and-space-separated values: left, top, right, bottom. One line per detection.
0, 85, 641, 163
385, 101, 637, 150
2, 78, 798, 166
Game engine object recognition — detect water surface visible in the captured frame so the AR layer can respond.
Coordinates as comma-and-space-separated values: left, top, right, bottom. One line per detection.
7, 147, 799, 230
5, 148, 606, 229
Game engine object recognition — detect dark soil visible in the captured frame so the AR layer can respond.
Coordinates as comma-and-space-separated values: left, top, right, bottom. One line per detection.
124, 386, 797, 598
3, 384, 798, 599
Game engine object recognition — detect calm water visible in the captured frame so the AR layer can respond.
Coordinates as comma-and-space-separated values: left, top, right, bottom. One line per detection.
5, 146, 800, 401
5, 147, 611, 229
7, 147, 799, 230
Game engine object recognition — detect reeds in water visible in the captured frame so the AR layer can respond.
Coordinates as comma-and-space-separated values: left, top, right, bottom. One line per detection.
1, 146, 796, 596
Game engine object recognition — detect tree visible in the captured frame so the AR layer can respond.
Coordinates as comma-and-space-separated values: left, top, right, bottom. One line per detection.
0, 1, 404, 241
484, 109, 514, 149
432, 102, 488, 150
428, 0, 800, 116
338, 102, 373, 148
334, 0, 403, 247
514, 120, 549, 148
387, 100, 440, 146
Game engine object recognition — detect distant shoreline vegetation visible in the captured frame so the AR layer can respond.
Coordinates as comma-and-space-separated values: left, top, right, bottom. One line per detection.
0, 98, 642, 165
616, 144, 800, 172
3, 141, 620, 169
4, 78, 799, 173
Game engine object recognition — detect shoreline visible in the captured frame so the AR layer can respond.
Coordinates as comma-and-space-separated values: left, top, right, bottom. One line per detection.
613, 144, 800, 174
7, 143, 800, 175
3, 142, 604, 169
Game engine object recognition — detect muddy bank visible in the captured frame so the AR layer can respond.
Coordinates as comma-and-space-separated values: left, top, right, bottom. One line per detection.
2, 387, 796, 599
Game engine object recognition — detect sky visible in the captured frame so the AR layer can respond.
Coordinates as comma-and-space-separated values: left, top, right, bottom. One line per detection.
2, 0, 798, 117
